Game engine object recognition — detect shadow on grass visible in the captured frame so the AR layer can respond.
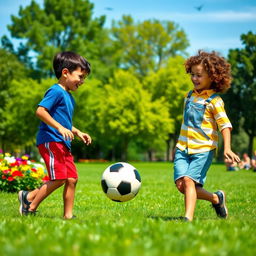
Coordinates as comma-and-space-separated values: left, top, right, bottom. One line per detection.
148, 215, 188, 222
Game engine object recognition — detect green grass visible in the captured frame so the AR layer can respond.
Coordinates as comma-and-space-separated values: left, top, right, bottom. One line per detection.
0, 162, 256, 256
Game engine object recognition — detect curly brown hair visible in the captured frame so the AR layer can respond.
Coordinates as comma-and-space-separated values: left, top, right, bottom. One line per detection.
185, 50, 232, 93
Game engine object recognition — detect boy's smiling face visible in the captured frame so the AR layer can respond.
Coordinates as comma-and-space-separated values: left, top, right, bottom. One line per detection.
190, 64, 212, 92
61, 67, 87, 91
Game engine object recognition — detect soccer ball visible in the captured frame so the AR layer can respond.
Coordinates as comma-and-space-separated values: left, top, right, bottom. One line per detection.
101, 162, 141, 202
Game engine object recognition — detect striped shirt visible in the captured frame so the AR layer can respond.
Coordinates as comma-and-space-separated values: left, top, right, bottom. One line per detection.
176, 89, 232, 154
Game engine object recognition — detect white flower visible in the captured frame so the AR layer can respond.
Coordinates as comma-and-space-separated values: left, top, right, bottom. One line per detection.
4, 156, 16, 164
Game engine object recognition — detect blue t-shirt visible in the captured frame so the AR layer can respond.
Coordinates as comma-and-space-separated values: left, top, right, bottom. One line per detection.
36, 84, 75, 150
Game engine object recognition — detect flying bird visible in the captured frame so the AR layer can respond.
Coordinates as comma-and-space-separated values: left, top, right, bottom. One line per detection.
195, 4, 204, 11
105, 7, 113, 11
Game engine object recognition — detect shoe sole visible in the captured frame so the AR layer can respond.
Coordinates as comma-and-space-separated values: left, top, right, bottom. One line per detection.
18, 191, 24, 216
219, 190, 228, 218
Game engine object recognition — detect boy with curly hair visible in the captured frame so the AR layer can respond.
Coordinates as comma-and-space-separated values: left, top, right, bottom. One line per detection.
174, 50, 240, 221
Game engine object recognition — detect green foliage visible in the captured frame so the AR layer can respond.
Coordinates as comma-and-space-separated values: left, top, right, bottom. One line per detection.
0, 49, 26, 149
96, 70, 173, 160
111, 16, 189, 77
0, 162, 255, 255
144, 56, 192, 159
7, 0, 114, 79
145, 56, 191, 131
227, 31, 256, 154
1, 78, 54, 151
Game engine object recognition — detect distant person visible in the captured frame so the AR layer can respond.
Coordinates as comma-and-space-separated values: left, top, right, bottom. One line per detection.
224, 157, 238, 171
250, 151, 256, 172
18, 51, 92, 219
173, 50, 240, 221
239, 153, 251, 170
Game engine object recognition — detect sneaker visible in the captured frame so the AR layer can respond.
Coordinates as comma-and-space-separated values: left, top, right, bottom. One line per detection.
177, 216, 190, 222
18, 190, 31, 216
64, 215, 77, 220
24, 210, 37, 216
212, 190, 228, 218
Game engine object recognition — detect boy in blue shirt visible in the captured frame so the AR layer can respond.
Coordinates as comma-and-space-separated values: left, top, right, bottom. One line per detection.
18, 51, 91, 219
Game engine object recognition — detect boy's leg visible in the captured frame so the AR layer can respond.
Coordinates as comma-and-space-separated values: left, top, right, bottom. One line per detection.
27, 189, 40, 202
176, 181, 219, 204
183, 176, 197, 221
28, 179, 66, 212
63, 178, 78, 219
195, 186, 219, 204
196, 186, 228, 218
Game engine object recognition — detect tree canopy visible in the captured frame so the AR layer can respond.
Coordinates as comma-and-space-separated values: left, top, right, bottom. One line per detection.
111, 15, 189, 77
7, 0, 114, 79
227, 31, 256, 155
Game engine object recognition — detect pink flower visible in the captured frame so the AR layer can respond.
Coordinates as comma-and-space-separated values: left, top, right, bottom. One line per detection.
3, 169, 10, 174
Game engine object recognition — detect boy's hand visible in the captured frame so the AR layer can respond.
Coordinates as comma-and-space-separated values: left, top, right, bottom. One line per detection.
57, 126, 74, 141
224, 149, 240, 163
76, 131, 92, 145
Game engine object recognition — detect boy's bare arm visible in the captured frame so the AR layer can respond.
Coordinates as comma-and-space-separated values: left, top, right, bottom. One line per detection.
36, 106, 74, 141
221, 128, 240, 163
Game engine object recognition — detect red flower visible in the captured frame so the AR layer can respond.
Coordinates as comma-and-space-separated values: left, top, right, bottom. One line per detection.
12, 171, 24, 177
42, 176, 50, 182
31, 168, 37, 172
10, 162, 19, 167
21, 160, 28, 165
2, 175, 7, 179
7, 177, 14, 181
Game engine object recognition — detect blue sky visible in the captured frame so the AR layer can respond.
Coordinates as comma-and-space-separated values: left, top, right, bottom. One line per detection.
1, 0, 255, 56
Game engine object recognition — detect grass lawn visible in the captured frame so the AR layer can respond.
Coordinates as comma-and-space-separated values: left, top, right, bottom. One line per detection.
0, 162, 255, 256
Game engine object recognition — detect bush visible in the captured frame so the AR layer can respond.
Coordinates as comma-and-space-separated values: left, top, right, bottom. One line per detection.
0, 153, 49, 193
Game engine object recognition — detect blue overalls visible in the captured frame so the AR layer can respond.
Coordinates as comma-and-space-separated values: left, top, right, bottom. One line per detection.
184, 90, 218, 140
173, 90, 219, 185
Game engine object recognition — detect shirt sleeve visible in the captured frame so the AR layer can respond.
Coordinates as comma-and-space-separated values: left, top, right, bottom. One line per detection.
211, 96, 232, 131
38, 87, 61, 111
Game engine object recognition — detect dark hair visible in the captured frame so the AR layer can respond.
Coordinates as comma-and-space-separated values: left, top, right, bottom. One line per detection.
185, 50, 232, 93
53, 51, 91, 79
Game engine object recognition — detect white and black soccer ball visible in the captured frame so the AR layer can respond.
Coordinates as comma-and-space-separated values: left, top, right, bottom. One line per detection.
101, 162, 141, 202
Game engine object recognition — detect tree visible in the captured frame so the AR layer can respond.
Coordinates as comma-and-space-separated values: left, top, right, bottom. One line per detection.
227, 31, 256, 155
96, 69, 173, 161
7, 0, 115, 80
1, 78, 53, 153
111, 15, 189, 77
144, 56, 192, 161
0, 48, 26, 151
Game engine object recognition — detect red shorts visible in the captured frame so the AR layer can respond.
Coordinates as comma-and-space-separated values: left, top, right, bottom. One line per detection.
38, 142, 78, 180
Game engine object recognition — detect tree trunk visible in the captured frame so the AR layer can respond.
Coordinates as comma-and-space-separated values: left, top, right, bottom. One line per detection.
248, 135, 254, 157
166, 136, 171, 162
148, 150, 153, 161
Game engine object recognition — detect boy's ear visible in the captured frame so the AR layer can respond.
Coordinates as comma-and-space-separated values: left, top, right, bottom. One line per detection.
62, 68, 69, 78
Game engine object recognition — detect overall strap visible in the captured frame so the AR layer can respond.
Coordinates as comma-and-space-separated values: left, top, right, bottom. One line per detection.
186, 90, 193, 99
205, 93, 218, 104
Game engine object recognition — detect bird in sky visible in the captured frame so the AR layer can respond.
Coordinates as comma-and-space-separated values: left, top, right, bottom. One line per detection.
195, 4, 204, 11
104, 7, 113, 11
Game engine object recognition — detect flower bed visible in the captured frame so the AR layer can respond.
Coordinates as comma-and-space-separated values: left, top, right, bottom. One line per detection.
0, 153, 49, 193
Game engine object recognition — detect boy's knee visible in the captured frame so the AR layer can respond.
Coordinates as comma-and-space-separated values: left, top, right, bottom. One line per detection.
183, 176, 195, 187
175, 179, 184, 193
66, 178, 78, 186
